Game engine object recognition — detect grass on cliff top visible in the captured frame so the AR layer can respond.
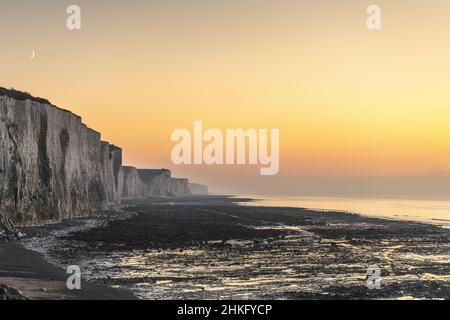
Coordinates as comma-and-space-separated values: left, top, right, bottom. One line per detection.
0, 87, 51, 105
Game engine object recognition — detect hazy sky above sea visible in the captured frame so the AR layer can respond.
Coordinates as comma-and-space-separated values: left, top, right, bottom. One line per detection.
2, 0, 450, 197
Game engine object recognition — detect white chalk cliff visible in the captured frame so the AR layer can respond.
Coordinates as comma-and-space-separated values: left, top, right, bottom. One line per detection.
0, 88, 193, 233
189, 183, 209, 195
119, 167, 190, 199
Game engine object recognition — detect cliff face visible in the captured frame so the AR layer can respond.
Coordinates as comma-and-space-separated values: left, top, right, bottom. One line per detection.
119, 167, 148, 200
0, 88, 198, 233
189, 183, 209, 195
0, 94, 122, 228
165, 178, 191, 196
120, 167, 191, 199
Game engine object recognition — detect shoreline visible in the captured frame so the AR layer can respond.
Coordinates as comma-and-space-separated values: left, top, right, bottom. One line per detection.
0, 242, 136, 300
0, 210, 137, 300
1, 195, 449, 300
233, 195, 450, 228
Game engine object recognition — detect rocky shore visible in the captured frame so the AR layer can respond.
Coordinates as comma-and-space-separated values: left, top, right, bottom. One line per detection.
0, 242, 136, 300
0, 284, 27, 300
3, 196, 448, 300
0, 209, 137, 300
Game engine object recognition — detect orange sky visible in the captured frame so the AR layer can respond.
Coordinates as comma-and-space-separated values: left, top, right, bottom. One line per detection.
2, 0, 450, 194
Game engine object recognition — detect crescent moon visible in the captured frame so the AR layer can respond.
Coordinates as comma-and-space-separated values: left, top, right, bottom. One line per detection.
30, 50, 35, 59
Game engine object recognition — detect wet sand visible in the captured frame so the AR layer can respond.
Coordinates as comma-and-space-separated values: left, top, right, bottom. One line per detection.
35, 196, 450, 300
0, 210, 136, 300
0, 242, 136, 300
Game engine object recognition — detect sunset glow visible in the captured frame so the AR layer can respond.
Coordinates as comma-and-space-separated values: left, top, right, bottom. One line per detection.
2, 0, 450, 194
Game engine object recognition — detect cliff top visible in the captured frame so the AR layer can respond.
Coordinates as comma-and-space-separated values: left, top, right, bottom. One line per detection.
0, 86, 122, 151
138, 169, 171, 183
0, 87, 51, 105
0, 86, 76, 116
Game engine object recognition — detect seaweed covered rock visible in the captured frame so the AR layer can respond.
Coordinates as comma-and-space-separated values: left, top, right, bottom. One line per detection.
0, 284, 27, 300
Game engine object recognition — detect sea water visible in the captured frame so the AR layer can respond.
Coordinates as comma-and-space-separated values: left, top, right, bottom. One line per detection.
237, 195, 450, 228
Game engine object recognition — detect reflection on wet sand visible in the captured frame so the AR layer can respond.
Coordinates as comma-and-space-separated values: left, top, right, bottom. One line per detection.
21, 196, 450, 300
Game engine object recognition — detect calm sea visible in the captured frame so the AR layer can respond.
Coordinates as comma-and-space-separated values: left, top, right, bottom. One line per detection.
237, 195, 450, 228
